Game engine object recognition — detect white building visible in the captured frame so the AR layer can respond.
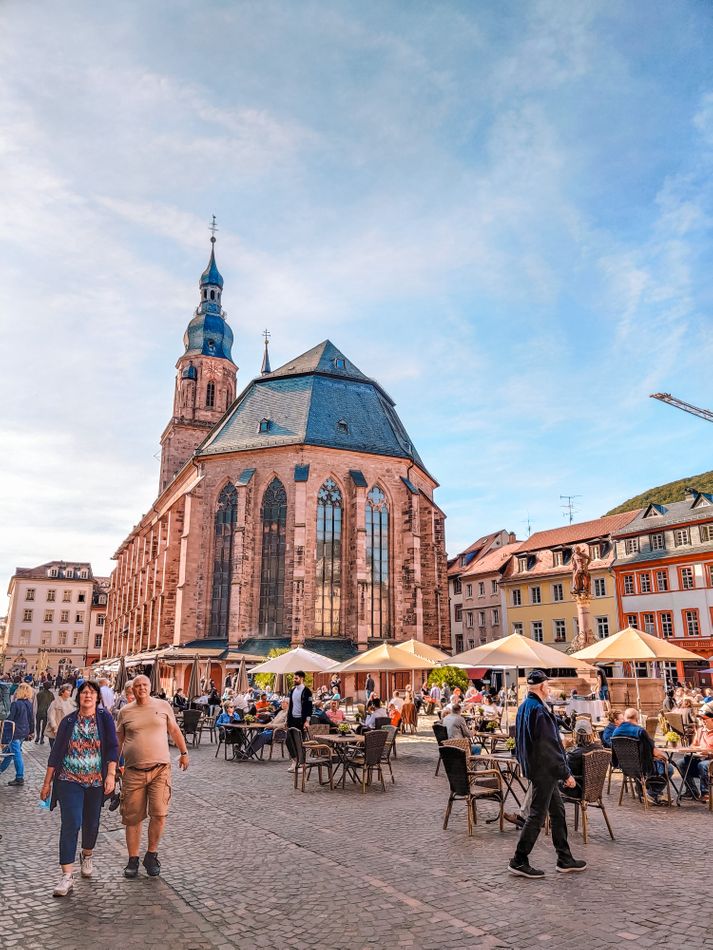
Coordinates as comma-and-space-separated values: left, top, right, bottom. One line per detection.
4, 561, 95, 678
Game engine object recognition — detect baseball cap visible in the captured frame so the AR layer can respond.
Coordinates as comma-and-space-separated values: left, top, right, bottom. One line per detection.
526, 670, 549, 685
574, 719, 594, 735
699, 706, 713, 718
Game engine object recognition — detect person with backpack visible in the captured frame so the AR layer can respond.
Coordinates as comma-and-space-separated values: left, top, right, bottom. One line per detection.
0, 682, 34, 785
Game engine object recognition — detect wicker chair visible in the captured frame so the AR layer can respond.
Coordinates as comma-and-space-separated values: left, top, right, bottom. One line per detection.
198, 713, 217, 745
611, 736, 671, 808
379, 725, 398, 783
306, 723, 330, 737
345, 729, 388, 793
181, 709, 201, 747
268, 727, 287, 760
285, 727, 334, 792
439, 746, 504, 836
644, 717, 658, 741
433, 723, 449, 776
665, 712, 694, 745
561, 748, 614, 843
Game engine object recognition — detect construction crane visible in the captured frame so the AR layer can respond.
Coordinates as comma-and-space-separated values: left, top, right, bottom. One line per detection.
650, 393, 713, 424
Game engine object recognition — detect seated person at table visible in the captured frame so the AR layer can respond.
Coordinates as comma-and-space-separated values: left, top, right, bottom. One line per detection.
309, 700, 331, 726
326, 700, 345, 726
172, 687, 188, 711
215, 702, 242, 734
481, 696, 500, 721
271, 699, 289, 728
388, 701, 402, 729
364, 698, 390, 729
464, 686, 481, 706
679, 706, 713, 797
560, 720, 603, 799
442, 703, 480, 755
255, 693, 270, 713
601, 710, 624, 748
221, 686, 235, 702
612, 707, 672, 802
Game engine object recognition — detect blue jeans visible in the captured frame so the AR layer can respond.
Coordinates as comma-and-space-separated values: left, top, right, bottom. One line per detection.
0, 739, 24, 779
56, 780, 104, 866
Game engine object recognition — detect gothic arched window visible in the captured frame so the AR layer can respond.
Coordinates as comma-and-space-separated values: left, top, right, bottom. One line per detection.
258, 478, 287, 636
315, 478, 342, 636
366, 485, 390, 638
209, 482, 237, 638
206, 381, 215, 408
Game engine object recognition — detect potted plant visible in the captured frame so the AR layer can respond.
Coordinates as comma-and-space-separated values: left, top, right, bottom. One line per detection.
505, 737, 516, 754
486, 720, 498, 733
337, 722, 351, 736
244, 713, 256, 724
664, 730, 679, 748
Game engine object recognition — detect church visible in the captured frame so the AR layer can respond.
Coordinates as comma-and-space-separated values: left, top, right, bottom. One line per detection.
103, 234, 449, 686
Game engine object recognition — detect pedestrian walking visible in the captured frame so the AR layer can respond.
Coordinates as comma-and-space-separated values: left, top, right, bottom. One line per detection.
35, 681, 54, 744
286, 670, 313, 774
509, 670, 587, 879
116, 674, 189, 879
365, 673, 375, 703
0, 682, 34, 785
46, 685, 76, 750
40, 680, 118, 896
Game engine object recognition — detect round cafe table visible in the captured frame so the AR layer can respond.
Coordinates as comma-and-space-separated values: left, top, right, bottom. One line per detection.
566, 698, 605, 723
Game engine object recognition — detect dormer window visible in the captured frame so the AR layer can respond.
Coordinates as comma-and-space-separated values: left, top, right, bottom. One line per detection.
210, 290, 215, 300
207, 339, 215, 352
336, 419, 349, 434
258, 418, 271, 434
517, 556, 528, 573
49, 568, 58, 578
80, 569, 88, 579
553, 550, 564, 567
590, 544, 601, 560
65, 568, 73, 578
334, 357, 345, 369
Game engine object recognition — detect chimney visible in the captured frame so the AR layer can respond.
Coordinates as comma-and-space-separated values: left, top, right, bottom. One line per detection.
509, 532, 517, 543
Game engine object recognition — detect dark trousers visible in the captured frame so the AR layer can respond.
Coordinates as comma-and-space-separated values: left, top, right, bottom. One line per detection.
514, 778, 572, 865
56, 780, 104, 866
36, 713, 47, 740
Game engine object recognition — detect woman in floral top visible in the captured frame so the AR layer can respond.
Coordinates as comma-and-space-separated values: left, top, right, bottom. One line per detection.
41, 681, 118, 897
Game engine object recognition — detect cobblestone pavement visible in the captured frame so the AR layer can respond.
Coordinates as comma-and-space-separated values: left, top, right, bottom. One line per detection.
1, 727, 708, 950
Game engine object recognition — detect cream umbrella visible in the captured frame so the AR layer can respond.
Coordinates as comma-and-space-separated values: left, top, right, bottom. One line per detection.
572, 625, 703, 711
249, 647, 337, 675
385, 639, 451, 698
234, 656, 249, 694
330, 642, 437, 703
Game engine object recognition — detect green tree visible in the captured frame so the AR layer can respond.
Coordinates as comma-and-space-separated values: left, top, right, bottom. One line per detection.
252, 648, 313, 691
427, 666, 468, 691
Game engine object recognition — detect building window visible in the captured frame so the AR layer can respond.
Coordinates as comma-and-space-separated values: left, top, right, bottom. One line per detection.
49, 568, 58, 578
491, 579, 498, 594
492, 608, 499, 625
58, 631, 67, 646
594, 577, 606, 597
513, 622, 523, 636
650, 532, 665, 551
22, 609, 32, 622
73, 632, 80, 646
674, 528, 691, 547
366, 486, 390, 638
679, 566, 695, 590
315, 479, 342, 637
596, 617, 609, 639
25, 588, 35, 601
41, 631, 50, 646
655, 570, 669, 592
336, 420, 349, 434
683, 609, 700, 636
94, 634, 102, 649
512, 589, 522, 607
44, 610, 53, 623
453, 578, 462, 595
659, 612, 674, 638
638, 573, 651, 594
60, 610, 69, 623
700, 524, 713, 543
478, 581, 485, 596
531, 586, 541, 605
97, 615, 105, 627
63, 590, 71, 602
206, 381, 215, 408
258, 418, 271, 433
20, 630, 30, 646
590, 544, 601, 560
623, 575, 635, 595
455, 634, 464, 653
47, 589, 56, 602
75, 612, 84, 624
77, 593, 86, 603
478, 610, 486, 626
454, 605, 463, 622
553, 550, 564, 567
553, 619, 566, 642
334, 357, 345, 369
642, 612, 656, 634
626, 613, 638, 628
624, 538, 640, 555
552, 583, 564, 603
65, 569, 73, 578
80, 569, 88, 579
465, 611, 474, 628
210, 482, 238, 638
517, 557, 527, 573
531, 621, 543, 643
465, 584, 473, 598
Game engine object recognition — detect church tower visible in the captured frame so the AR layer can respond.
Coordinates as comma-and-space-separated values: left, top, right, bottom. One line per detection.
159, 227, 238, 493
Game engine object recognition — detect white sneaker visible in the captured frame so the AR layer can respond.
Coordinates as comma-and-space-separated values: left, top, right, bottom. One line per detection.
53, 873, 74, 897
287, 763, 296, 773
80, 853, 93, 878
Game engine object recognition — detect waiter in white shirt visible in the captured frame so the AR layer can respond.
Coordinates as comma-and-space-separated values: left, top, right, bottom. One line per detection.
287, 671, 313, 732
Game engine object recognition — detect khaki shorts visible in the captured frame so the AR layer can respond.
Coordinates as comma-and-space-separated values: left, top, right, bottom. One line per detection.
120, 764, 172, 825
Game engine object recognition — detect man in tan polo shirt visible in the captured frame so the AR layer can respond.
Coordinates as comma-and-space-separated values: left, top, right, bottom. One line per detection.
116, 674, 189, 879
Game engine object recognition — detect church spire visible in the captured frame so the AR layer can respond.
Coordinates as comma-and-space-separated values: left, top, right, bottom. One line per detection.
261, 329, 272, 375
200, 215, 224, 290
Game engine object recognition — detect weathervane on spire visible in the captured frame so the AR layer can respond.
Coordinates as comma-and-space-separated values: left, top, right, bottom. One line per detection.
261, 328, 272, 375
209, 214, 218, 244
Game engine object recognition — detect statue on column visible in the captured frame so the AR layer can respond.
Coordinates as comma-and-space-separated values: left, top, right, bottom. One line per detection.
570, 545, 592, 597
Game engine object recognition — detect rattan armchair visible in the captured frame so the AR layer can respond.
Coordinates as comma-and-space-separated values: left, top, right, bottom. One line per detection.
611, 736, 672, 808
439, 746, 504, 836
433, 723, 448, 776
285, 727, 334, 792
345, 729, 388, 793
561, 748, 614, 843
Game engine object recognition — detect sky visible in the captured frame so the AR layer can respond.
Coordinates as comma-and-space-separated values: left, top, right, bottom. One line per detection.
1, 0, 713, 610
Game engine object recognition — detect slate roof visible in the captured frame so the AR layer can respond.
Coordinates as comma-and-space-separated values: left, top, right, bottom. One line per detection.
200, 244, 224, 288
516, 511, 640, 553
198, 340, 427, 471
613, 494, 713, 536
613, 540, 713, 568
14, 561, 94, 581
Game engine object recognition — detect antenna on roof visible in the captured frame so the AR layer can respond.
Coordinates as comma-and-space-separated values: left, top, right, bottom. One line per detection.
523, 513, 534, 537
560, 494, 581, 525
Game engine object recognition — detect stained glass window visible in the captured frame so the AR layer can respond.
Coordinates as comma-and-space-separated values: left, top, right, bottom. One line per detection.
315, 479, 342, 636
366, 485, 390, 638
206, 381, 215, 408
259, 478, 287, 636
209, 483, 237, 637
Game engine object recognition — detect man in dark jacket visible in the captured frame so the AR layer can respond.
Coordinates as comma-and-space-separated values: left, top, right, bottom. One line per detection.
509, 670, 586, 879
35, 682, 54, 744
287, 672, 313, 731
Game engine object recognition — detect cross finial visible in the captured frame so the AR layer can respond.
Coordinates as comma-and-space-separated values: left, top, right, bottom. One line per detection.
209, 214, 218, 243
262, 328, 271, 344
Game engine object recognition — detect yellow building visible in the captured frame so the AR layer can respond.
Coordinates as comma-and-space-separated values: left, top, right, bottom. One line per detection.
499, 513, 639, 652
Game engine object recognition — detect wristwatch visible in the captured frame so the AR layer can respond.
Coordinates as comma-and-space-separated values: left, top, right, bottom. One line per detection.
179, 750, 188, 756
